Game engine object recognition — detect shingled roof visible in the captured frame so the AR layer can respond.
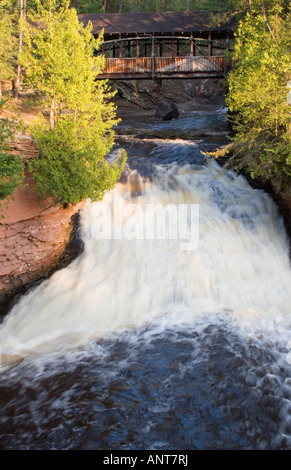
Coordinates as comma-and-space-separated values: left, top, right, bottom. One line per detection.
78, 11, 234, 36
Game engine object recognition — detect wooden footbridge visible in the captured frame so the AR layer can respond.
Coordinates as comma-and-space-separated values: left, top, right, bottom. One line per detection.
79, 12, 235, 80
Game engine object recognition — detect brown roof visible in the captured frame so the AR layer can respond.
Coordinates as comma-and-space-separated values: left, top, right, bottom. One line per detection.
78, 11, 234, 36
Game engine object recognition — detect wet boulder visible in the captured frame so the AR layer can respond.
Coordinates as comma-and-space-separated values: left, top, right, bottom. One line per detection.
155, 100, 179, 121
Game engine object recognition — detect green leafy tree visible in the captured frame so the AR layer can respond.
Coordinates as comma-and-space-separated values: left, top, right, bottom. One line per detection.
70, 0, 103, 13
70, 0, 282, 15
0, 101, 24, 206
0, 1, 18, 97
15, 0, 27, 100
215, 1, 291, 194
0, 1, 36, 99
21, 0, 126, 204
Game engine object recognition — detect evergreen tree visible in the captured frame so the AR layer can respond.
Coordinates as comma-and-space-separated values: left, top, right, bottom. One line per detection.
21, 0, 126, 204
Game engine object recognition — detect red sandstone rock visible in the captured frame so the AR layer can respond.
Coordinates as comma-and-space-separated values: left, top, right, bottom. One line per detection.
0, 135, 86, 298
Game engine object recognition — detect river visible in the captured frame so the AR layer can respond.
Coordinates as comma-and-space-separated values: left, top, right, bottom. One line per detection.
0, 107, 291, 450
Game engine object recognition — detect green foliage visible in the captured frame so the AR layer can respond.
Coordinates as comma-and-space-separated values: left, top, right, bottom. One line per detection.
0, 101, 24, 203
22, 0, 126, 204
29, 118, 126, 204
21, 0, 106, 126
218, 1, 291, 194
70, 0, 282, 29
70, 0, 103, 13
0, 0, 18, 92
70, 0, 249, 14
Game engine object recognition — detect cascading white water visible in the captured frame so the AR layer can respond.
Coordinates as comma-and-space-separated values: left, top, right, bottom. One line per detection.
1, 139, 291, 367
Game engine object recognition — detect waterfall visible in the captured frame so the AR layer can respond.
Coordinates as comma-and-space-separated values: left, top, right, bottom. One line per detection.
1, 139, 291, 366
1, 119, 291, 450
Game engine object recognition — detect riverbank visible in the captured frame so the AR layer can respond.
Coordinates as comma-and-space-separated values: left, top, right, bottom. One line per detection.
0, 181, 85, 318
113, 77, 227, 118
0, 93, 86, 316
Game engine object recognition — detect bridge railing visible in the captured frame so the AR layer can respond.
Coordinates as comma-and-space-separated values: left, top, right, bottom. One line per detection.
100, 35, 232, 59
97, 55, 233, 79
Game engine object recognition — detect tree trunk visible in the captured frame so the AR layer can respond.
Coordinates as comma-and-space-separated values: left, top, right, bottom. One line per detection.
50, 98, 56, 130
15, 0, 26, 100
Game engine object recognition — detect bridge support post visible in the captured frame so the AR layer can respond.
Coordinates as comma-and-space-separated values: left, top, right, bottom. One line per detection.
208, 31, 212, 56
152, 35, 155, 81
190, 32, 195, 56
119, 34, 122, 58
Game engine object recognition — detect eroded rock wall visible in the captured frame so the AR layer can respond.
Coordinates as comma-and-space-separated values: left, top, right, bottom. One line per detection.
112, 77, 227, 111
0, 135, 85, 303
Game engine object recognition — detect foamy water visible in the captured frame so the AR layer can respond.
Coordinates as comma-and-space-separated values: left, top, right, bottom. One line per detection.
0, 142, 291, 364
1, 129, 291, 450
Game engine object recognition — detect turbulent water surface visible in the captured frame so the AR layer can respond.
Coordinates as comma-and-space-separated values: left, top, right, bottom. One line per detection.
1, 108, 291, 450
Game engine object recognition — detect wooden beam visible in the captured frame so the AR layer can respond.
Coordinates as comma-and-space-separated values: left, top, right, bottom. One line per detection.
190, 32, 194, 56
119, 34, 122, 58
226, 32, 230, 51
159, 40, 163, 57
152, 35, 155, 80
208, 31, 212, 56
128, 40, 131, 57
171, 37, 175, 58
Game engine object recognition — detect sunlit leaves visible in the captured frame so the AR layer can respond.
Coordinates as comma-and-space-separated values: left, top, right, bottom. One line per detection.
225, 1, 291, 193
0, 0, 18, 91
0, 102, 24, 203
22, 0, 126, 204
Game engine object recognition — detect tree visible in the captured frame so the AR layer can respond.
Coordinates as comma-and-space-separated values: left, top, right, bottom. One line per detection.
214, 1, 291, 195
69, 0, 278, 15
0, 101, 24, 206
15, 0, 26, 100
70, 0, 103, 13
21, 0, 126, 204
0, 1, 18, 98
